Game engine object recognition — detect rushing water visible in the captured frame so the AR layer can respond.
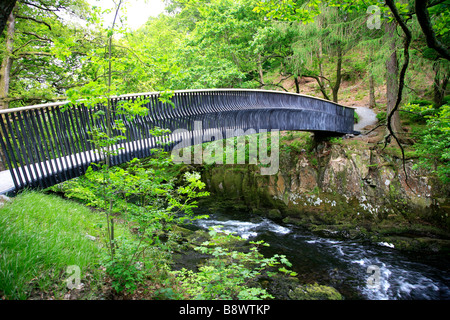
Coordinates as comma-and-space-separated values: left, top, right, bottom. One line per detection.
189, 210, 450, 300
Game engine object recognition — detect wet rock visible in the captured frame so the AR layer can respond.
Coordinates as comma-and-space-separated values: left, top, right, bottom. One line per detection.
288, 283, 343, 300
310, 224, 369, 240
372, 235, 450, 253
267, 209, 282, 219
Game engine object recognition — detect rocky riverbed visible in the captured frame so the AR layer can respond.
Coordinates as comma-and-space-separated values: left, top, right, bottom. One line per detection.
192, 129, 450, 254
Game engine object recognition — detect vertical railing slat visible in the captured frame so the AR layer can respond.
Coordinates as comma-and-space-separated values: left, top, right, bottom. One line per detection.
29, 108, 57, 187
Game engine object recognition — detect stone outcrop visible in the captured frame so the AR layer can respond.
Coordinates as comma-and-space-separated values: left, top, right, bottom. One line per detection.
198, 136, 450, 252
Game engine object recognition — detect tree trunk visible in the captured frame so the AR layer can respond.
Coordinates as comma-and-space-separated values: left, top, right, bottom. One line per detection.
385, 21, 406, 138
331, 44, 342, 103
0, 0, 16, 34
318, 16, 324, 80
257, 53, 264, 87
0, 9, 14, 111
433, 61, 449, 107
415, 0, 450, 61
294, 76, 300, 93
0, 9, 14, 171
307, 75, 331, 101
369, 57, 376, 108
369, 73, 376, 108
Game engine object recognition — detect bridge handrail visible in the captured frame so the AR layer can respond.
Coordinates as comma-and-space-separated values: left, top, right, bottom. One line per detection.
0, 88, 355, 115
0, 88, 355, 194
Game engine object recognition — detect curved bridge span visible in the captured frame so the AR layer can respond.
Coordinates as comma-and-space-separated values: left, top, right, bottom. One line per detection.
0, 89, 355, 194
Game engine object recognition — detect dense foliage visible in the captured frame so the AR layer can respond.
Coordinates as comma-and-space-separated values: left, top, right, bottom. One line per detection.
0, 0, 449, 299
406, 103, 450, 183
1, 0, 448, 106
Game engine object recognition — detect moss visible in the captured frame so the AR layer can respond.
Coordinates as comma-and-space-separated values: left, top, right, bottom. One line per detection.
171, 225, 195, 237
373, 235, 450, 252
267, 209, 282, 219
310, 224, 368, 240
282, 216, 308, 227
288, 283, 343, 300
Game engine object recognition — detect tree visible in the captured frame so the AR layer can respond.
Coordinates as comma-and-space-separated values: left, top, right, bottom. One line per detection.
123, 14, 186, 91
253, 0, 442, 145
250, 22, 300, 91
128, 0, 264, 90
0, 0, 94, 109
0, 0, 16, 33
253, 3, 365, 102
1, 0, 93, 171
432, 59, 449, 106
414, 0, 450, 61
176, 0, 265, 89
317, 6, 365, 103
385, 18, 409, 142
0, 6, 14, 110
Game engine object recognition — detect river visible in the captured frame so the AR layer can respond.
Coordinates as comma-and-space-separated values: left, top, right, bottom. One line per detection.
187, 209, 450, 300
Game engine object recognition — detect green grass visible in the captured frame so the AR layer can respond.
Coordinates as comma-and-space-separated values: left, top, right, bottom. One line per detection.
0, 191, 103, 299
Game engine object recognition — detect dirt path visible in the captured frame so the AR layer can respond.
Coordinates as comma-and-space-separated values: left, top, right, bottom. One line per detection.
353, 107, 378, 132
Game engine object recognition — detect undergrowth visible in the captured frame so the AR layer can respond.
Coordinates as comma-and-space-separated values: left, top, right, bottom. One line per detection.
0, 191, 103, 299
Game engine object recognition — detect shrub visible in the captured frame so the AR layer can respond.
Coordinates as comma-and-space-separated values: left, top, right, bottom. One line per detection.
376, 111, 387, 123
174, 228, 297, 300
413, 104, 450, 184
402, 103, 438, 124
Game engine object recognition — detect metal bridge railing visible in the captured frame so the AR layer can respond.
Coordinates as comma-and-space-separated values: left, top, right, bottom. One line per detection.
0, 89, 355, 193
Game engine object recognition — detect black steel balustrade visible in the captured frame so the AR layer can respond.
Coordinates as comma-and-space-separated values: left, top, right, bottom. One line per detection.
0, 89, 355, 193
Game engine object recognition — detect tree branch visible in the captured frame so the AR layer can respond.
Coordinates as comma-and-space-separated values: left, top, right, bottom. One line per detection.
113, 44, 152, 67
301, 74, 332, 101
0, 0, 16, 34
415, 0, 450, 61
258, 81, 289, 92
17, 51, 53, 56
384, 0, 413, 182
15, 14, 51, 30
406, 0, 448, 16
12, 38, 50, 53
19, 31, 52, 41
20, 0, 60, 12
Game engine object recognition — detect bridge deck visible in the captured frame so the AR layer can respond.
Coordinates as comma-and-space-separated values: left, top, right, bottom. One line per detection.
0, 89, 356, 194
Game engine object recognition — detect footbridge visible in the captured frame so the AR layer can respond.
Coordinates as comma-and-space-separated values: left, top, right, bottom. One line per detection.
0, 89, 356, 194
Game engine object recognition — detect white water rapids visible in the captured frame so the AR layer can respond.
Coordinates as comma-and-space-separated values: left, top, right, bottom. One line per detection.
191, 212, 450, 300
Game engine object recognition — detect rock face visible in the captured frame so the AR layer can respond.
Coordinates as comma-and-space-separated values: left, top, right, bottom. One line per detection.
199, 137, 450, 251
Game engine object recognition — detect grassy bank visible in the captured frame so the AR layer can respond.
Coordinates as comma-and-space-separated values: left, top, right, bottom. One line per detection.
0, 191, 104, 299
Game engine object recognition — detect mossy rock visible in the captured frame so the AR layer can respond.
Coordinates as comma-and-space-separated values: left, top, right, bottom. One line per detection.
282, 216, 309, 227
374, 235, 450, 253
309, 224, 368, 240
267, 209, 282, 219
171, 225, 195, 237
185, 229, 211, 248
288, 283, 343, 300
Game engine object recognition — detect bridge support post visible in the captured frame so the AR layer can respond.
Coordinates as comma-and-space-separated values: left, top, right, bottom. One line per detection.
312, 131, 342, 146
